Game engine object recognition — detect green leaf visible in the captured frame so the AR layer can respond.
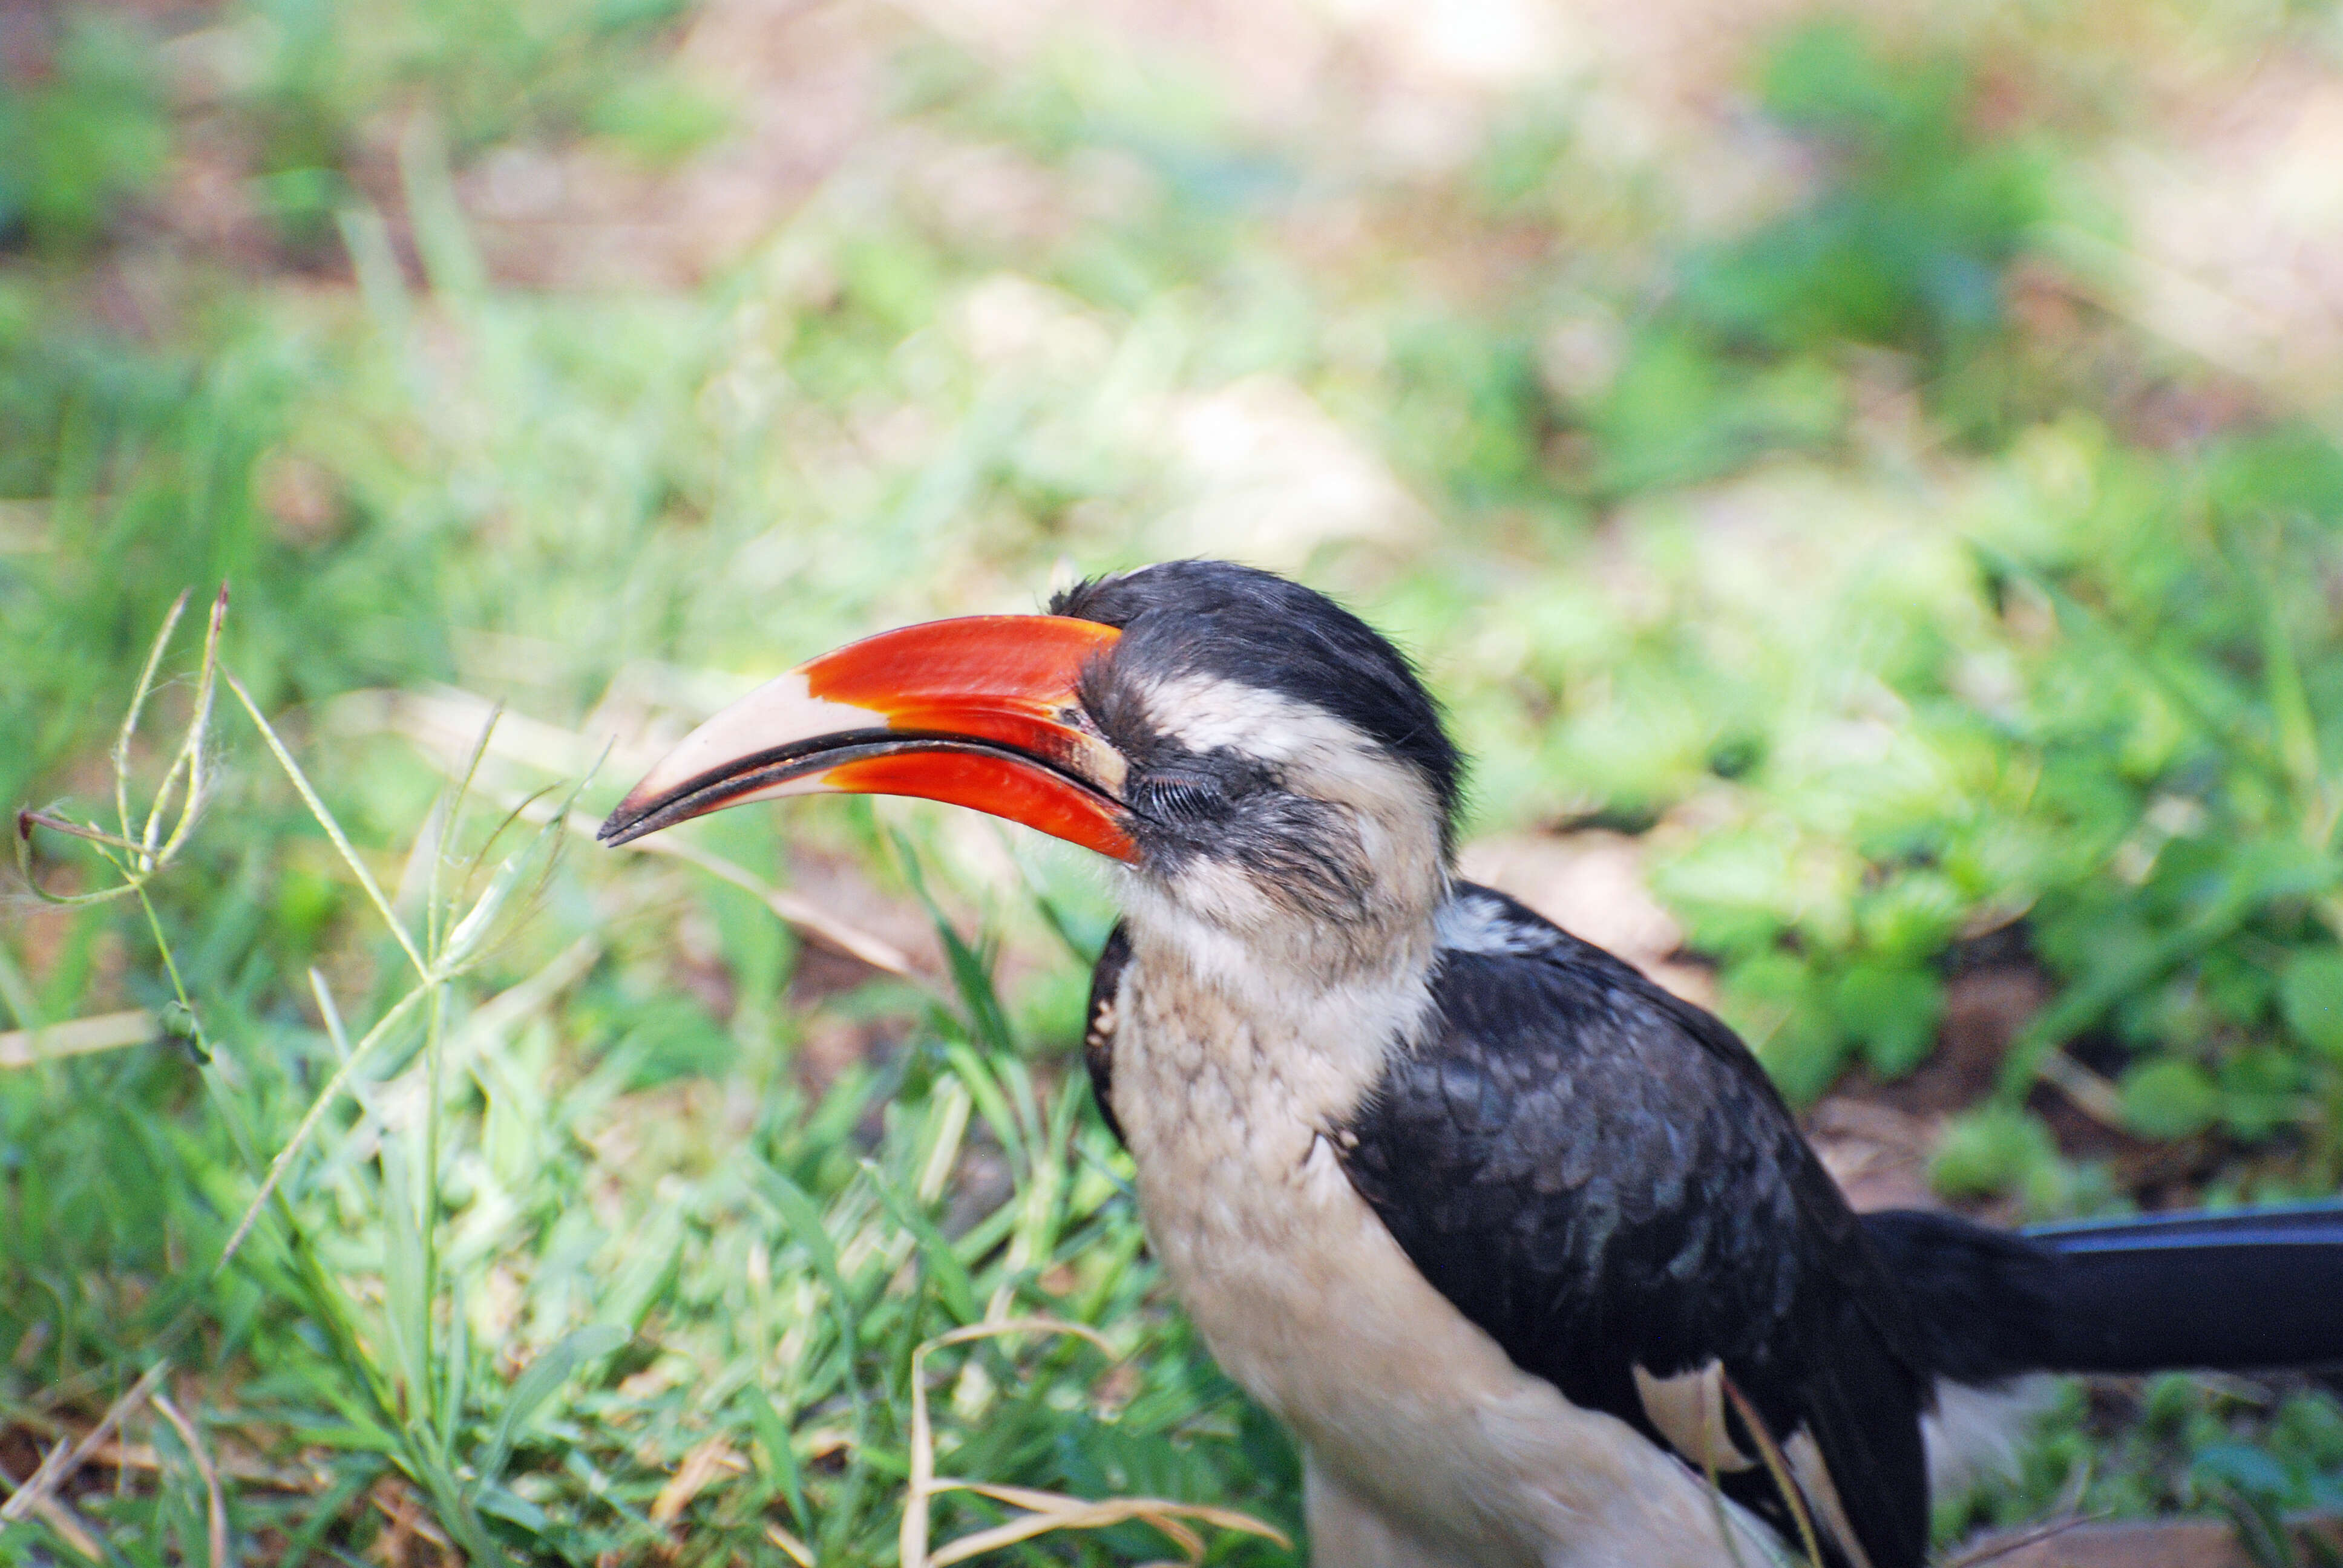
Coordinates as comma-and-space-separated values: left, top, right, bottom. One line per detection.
2120, 1057, 2220, 1140
865, 1162, 980, 1325
944, 1040, 1027, 1170
1833, 960, 1944, 1079
1931, 1104, 2063, 1204
2279, 949, 2343, 1062
2192, 1440, 2293, 1500
473, 1481, 551, 1537
379, 1140, 431, 1420
746, 1385, 811, 1532
476, 1324, 628, 1485
598, 1209, 684, 1334
1755, 1014, 1851, 1107
749, 1157, 870, 1417
2218, 1047, 2302, 1143
750, 1160, 852, 1312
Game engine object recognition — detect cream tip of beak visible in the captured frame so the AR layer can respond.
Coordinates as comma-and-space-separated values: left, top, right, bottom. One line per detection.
615, 671, 886, 818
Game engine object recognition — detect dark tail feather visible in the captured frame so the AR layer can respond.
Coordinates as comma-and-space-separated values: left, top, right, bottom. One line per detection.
2023, 1201, 2343, 1373
1863, 1202, 2343, 1382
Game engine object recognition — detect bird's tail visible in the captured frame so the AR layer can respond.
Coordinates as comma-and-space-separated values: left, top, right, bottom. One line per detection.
1863, 1201, 2343, 1381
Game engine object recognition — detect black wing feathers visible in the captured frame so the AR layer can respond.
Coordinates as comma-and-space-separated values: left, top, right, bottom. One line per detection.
1083, 921, 1132, 1146
1338, 886, 1932, 1568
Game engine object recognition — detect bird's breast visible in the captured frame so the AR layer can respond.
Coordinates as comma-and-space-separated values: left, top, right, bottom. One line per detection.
1107, 958, 1753, 1568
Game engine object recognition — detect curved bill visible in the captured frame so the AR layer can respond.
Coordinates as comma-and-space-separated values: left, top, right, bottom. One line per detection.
596, 615, 1136, 861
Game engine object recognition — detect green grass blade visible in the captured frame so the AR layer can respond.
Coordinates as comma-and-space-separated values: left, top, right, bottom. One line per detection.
223, 670, 429, 981
866, 1161, 980, 1326
476, 1324, 628, 1486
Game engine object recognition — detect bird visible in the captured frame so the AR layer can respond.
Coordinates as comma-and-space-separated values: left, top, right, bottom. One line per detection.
598, 558, 2343, 1568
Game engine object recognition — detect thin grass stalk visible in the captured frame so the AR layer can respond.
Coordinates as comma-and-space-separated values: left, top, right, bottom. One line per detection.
223, 670, 429, 982
113, 588, 191, 851
425, 704, 502, 965
762, 1521, 816, 1566
422, 979, 446, 1429
149, 1393, 229, 1568
16, 586, 224, 908
899, 1318, 1286, 1568
142, 585, 228, 872
0, 1360, 172, 1527
310, 970, 353, 1062
1701, 1443, 1751, 1568
1719, 1376, 1823, 1568
214, 981, 433, 1271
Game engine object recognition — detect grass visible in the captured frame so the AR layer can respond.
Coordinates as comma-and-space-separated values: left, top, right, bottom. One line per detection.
9, 589, 1297, 1568
5, 0, 2343, 1561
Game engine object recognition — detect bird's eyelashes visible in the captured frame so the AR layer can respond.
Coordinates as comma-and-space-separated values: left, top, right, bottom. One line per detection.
1133, 771, 1224, 822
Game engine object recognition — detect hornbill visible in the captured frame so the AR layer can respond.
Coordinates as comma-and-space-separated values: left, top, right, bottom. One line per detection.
600, 559, 2343, 1568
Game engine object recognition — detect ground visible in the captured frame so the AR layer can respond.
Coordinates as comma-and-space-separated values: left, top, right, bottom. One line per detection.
3, 0, 2343, 1563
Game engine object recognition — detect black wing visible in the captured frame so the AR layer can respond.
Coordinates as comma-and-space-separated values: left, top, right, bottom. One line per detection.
1083, 921, 1131, 1145
1338, 886, 1932, 1568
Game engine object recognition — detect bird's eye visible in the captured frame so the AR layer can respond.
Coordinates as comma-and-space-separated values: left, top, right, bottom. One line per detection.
1141, 774, 1219, 820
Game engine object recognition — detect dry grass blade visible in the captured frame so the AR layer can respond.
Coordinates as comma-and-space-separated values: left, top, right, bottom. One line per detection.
1701, 1438, 1752, 1568
338, 684, 928, 979
649, 1437, 745, 1526
341, 685, 641, 782
16, 813, 152, 855
0, 1359, 171, 1528
0, 1009, 159, 1069
927, 1496, 1280, 1567
2039, 1050, 2128, 1131
90, 1440, 324, 1492
149, 1391, 229, 1568
763, 1521, 816, 1566
1719, 1375, 1823, 1568
900, 1319, 1287, 1568
1943, 1514, 2108, 1568
533, 802, 925, 983
0, 1483, 101, 1561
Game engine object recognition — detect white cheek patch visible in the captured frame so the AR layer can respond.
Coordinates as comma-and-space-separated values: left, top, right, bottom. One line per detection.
1119, 671, 1451, 975
1145, 674, 1415, 788
1142, 673, 1352, 762
1165, 856, 1280, 932
1137, 672, 1444, 851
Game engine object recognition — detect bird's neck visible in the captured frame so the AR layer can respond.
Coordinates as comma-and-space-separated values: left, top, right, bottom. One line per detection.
1114, 870, 1448, 1050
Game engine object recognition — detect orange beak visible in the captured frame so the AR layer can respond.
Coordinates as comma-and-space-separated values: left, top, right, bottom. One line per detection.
596, 615, 1137, 861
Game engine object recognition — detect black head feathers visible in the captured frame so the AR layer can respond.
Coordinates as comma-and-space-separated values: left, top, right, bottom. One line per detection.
1050, 561, 1465, 848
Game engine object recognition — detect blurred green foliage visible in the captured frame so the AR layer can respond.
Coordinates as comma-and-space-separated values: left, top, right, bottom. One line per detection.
4, 0, 2342, 1561
1687, 21, 2054, 366
0, 15, 169, 250
1946, 1373, 2343, 1547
